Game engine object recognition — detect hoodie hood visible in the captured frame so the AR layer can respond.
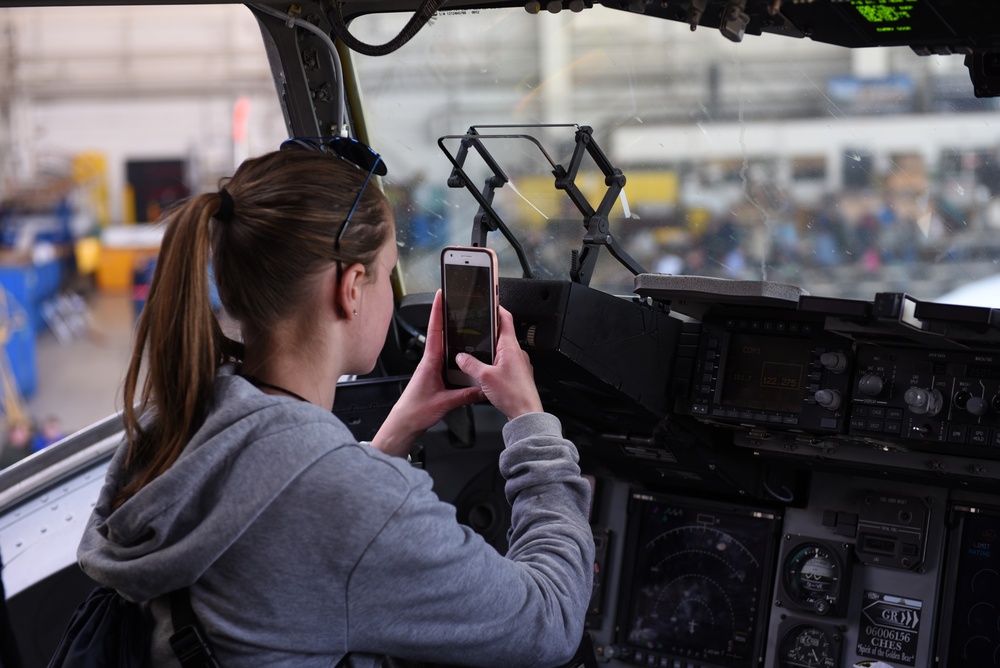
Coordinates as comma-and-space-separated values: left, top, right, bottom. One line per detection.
78, 365, 351, 601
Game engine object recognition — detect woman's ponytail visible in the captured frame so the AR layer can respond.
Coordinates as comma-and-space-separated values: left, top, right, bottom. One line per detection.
115, 192, 234, 509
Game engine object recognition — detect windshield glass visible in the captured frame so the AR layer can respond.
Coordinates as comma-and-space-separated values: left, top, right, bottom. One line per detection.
350, 7, 999, 304
4, 4, 999, 435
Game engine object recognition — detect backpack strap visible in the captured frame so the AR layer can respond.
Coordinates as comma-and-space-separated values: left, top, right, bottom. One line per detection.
168, 588, 221, 668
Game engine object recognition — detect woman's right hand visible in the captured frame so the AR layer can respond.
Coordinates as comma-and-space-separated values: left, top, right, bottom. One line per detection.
455, 306, 544, 420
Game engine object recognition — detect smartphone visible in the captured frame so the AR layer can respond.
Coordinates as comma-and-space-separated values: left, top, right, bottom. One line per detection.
441, 246, 499, 387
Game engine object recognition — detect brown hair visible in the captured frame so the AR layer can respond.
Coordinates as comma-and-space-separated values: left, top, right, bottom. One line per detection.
115, 148, 392, 508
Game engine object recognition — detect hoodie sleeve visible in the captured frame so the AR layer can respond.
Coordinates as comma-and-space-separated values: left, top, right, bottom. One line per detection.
343, 412, 594, 668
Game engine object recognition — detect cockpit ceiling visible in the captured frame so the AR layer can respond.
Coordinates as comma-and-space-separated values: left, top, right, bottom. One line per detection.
3, 0, 1000, 53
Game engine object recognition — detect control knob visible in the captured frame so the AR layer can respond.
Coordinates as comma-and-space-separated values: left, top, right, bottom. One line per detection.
857, 374, 884, 397
814, 389, 842, 411
967, 396, 989, 417
820, 351, 848, 374
904, 387, 943, 417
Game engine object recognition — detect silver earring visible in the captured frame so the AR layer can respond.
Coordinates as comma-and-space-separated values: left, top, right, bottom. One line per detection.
353, 310, 358, 317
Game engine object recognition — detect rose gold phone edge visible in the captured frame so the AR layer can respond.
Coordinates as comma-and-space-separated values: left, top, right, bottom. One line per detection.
440, 246, 499, 388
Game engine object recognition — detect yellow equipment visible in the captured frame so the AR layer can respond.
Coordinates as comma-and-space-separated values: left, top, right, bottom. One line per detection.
0, 288, 30, 431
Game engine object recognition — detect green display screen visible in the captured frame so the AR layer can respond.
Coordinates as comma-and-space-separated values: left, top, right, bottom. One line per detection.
852, 0, 917, 33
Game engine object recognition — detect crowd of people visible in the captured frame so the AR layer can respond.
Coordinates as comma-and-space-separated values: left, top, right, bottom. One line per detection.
0, 415, 65, 469
384, 160, 998, 300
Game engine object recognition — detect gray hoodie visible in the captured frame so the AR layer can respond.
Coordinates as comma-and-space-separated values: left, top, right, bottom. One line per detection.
77, 366, 594, 668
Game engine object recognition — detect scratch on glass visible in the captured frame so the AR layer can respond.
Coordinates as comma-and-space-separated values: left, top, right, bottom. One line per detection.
736, 55, 770, 281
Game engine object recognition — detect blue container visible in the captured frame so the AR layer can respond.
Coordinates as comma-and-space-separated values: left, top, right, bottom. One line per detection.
3, 315, 36, 398
0, 259, 64, 336
0, 264, 43, 399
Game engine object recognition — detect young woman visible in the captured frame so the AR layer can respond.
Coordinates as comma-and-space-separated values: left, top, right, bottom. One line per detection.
76, 144, 594, 667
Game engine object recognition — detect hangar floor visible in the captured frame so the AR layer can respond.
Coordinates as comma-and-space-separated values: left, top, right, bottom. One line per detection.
26, 291, 135, 439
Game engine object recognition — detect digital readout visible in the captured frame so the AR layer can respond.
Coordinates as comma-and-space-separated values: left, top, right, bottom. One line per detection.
852, 0, 916, 33
720, 334, 810, 414
761, 363, 803, 390
967, 364, 1000, 380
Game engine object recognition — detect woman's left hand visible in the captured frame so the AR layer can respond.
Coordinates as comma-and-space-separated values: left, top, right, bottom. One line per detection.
370, 290, 485, 457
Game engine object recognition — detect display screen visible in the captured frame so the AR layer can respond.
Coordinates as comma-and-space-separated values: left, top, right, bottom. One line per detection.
966, 364, 1000, 380
444, 263, 494, 369
720, 334, 811, 414
850, 0, 920, 34
619, 494, 780, 667
943, 507, 1000, 666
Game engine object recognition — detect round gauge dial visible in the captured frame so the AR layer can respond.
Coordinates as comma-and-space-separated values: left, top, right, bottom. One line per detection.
782, 542, 842, 614
777, 624, 837, 668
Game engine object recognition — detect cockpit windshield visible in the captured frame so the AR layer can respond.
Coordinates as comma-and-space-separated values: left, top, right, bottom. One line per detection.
348, 7, 999, 305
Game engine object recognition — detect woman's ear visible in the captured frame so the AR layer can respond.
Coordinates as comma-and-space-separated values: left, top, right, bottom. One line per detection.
336, 262, 367, 319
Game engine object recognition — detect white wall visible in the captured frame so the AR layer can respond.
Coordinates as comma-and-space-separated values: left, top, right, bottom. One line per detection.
0, 5, 286, 224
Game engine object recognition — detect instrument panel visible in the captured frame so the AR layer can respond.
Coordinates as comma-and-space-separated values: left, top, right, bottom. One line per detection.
503, 273, 1000, 667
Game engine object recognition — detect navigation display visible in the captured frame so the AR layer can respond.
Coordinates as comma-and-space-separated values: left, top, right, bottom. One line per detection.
618, 494, 781, 667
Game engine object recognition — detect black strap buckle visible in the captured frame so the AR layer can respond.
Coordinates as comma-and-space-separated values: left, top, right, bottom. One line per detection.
169, 623, 220, 668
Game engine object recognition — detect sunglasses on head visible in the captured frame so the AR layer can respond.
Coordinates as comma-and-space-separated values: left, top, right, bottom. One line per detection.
280, 136, 388, 178
280, 136, 387, 251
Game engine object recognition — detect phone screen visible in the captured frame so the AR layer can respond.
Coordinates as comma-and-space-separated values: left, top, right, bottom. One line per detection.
444, 262, 495, 370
